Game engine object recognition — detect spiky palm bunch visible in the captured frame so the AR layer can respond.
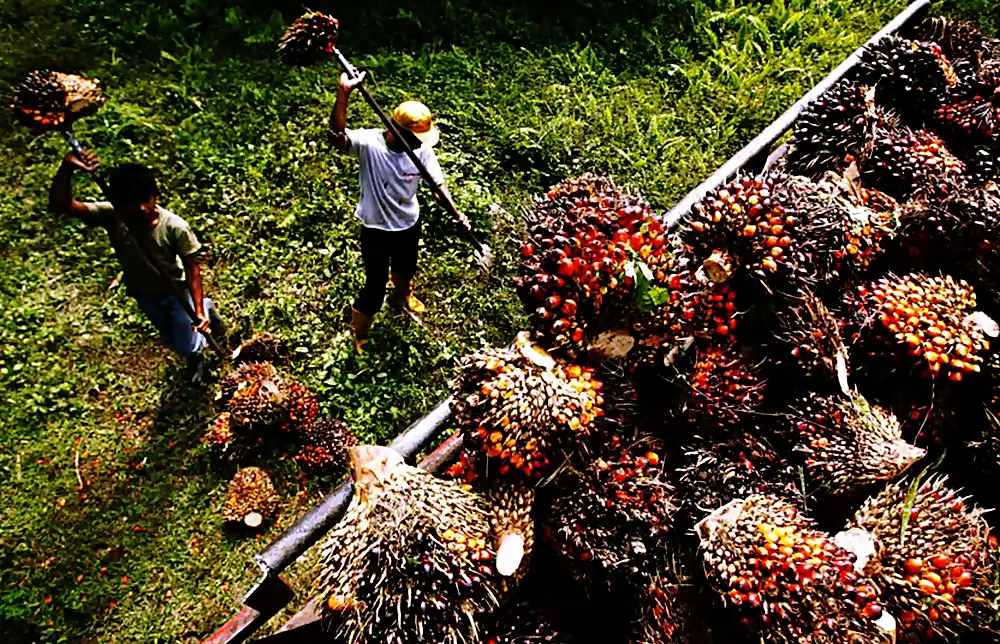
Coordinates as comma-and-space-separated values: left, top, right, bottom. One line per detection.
294, 419, 358, 473
853, 273, 990, 382
631, 556, 697, 644
862, 128, 967, 201
784, 391, 926, 498
451, 338, 606, 481
217, 361, 319, 432
316, 447, 514, 644
278, 10, 339, 66
547, 439, 673, 591
854, 36, 958, 119
847, 475, 995, 641
517, 174, 673, 358
772, 289, 850, 391
917, 17, 996, 63
11, 70, 105, 131
222, 467, 281, 527
679, 345, 765, 432
696, 495, 890, 643
477, 596, 563, 644
231, 332, 285, 365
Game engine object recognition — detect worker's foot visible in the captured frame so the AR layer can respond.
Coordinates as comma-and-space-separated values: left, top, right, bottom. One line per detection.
354, 337, 369, 355
350, 307, 374, 356
404, 293, 426, 315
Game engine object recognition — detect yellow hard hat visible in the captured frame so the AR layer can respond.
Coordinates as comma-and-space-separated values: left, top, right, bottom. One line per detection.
392, 100, 439, 147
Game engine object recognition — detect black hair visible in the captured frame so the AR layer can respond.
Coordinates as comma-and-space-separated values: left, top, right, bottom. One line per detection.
107, 163, 159, 205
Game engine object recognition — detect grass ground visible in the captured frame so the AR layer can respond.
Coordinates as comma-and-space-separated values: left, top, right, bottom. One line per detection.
1, 0, 996, 641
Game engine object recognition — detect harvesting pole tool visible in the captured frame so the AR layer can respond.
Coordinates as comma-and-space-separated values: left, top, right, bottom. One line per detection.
279, 10, 494, 270
10, 70, 224, 354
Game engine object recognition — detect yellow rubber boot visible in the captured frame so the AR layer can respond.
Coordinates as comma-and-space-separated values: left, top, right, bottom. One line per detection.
350, 308, 374, 355
391, 275, 426, 314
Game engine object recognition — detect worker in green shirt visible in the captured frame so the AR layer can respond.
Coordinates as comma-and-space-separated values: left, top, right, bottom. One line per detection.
49, 149, 224, 383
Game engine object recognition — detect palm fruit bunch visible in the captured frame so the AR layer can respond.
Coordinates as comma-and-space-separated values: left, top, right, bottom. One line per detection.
204, 411, 263, 461
222, 466, 281, 528
485, 484, 536, 583
476, 596, 563, 644
917, 17, 995, 64
516, 174, 673, 357
854, 273, 990, 381
678, 345, 765, 432
631, 558, 697, 644
217, 361, 319, 431
772, 290, 849, 392
231, 332, 285, 365
294, 418, 358, 473
546, 439, 673, 590
278, 10, 339, 66
897, 186, 1000, 274
279, 379, 320, 431
934, 83, 1000, 149
681, 172, 808, 283
862, 128, 967, 201
11, 70, 106, 131
695, 495, 892, 643
854, 36, 958, 118
783, 391, 926, 498
675, 431, 796, 527
316, 446, 509, 644
450, 335, 605, 481
846, 474, 996, 640
787, 80, 892, 177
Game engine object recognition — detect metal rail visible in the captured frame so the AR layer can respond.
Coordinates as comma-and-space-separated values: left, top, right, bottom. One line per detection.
204, 1, 931, 640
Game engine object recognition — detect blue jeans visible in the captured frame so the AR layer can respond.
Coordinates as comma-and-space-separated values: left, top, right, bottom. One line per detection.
132, 290, 212, 357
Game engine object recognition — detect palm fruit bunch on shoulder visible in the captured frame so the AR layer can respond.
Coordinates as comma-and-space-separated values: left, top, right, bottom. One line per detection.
782, 174, 896, 295
854, 36, 959, 119
676, 344, 765, 433
476, 595, 564, 644
294, 418, 358, 473
675, 431, 797, 529
11, 70, 105, 131
770, 289, 850, 393
546, 438, 673, 591
680, 172, 807, 284
917, 17, 996, 64
222, 466, 281, 528
782, 391, 926, 499
852, 273, 991, 382
516, 174, 673, 358
862, 128, 967, 201
316, 446, 512, 644
845, 474, 996, 641
231, 332, 285, 365
787, 80, 898, 177
278, 10, 339, 66
450, 335, 606, 482
695, 495, 893, 643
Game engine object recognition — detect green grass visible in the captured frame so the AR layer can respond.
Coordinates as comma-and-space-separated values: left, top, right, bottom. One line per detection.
0, 0, 993, 640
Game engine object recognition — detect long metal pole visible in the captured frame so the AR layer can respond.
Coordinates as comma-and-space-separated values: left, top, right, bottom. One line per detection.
662, 0, 931, 227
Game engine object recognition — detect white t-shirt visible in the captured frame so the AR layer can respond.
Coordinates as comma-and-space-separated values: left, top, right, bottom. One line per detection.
346, 128, 446, 231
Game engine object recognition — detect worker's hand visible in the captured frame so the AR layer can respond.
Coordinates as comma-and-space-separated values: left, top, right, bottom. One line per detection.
338, 71, 366, 94
192, 311, 211, 335
62, 149, 99, 173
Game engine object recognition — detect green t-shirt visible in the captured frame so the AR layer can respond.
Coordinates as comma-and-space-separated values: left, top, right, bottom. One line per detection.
82, 202, 202, 295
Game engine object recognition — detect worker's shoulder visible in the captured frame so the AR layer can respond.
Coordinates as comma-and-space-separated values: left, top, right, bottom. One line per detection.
156, 207, 193, 230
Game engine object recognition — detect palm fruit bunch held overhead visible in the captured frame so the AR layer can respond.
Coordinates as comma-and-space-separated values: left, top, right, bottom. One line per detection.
845, 474, 996, 640
782, 391, 926, 498
222, 467, 281, 528
450, 333, 606, 481
278, 10, 339, 66
854, 273, 991, 381
315, 446, 513, 644
11, 70, 106, 131
516, 174, 674, 358
546, 439, 673, 590
696, 495, 893, 643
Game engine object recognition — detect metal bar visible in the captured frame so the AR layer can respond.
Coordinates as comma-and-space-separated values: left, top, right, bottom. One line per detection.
662, 0, 931, 227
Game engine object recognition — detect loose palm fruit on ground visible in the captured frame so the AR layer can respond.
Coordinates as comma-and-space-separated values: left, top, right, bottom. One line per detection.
854, 36, 959, 118
675, 431, 797, 527
11, 70, 105, 131
854, 273, 990, 381
517, 174, 673, 358
278, 10, 339, 66
294, 418, 357, 473
546, 438, 673, 591
451, 335, 607, 481
783, 391, 925, 498
222, 466, 281, 528
696, 495, 892, 643
846, 474, 995, 641
862, 128, 967, 201
315, 446, 508, 644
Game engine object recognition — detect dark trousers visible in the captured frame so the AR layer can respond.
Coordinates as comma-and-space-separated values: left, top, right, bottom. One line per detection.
354, 219, 421, 316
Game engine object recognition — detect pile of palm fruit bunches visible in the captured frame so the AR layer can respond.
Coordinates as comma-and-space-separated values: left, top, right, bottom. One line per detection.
304, 16, 1000, 644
